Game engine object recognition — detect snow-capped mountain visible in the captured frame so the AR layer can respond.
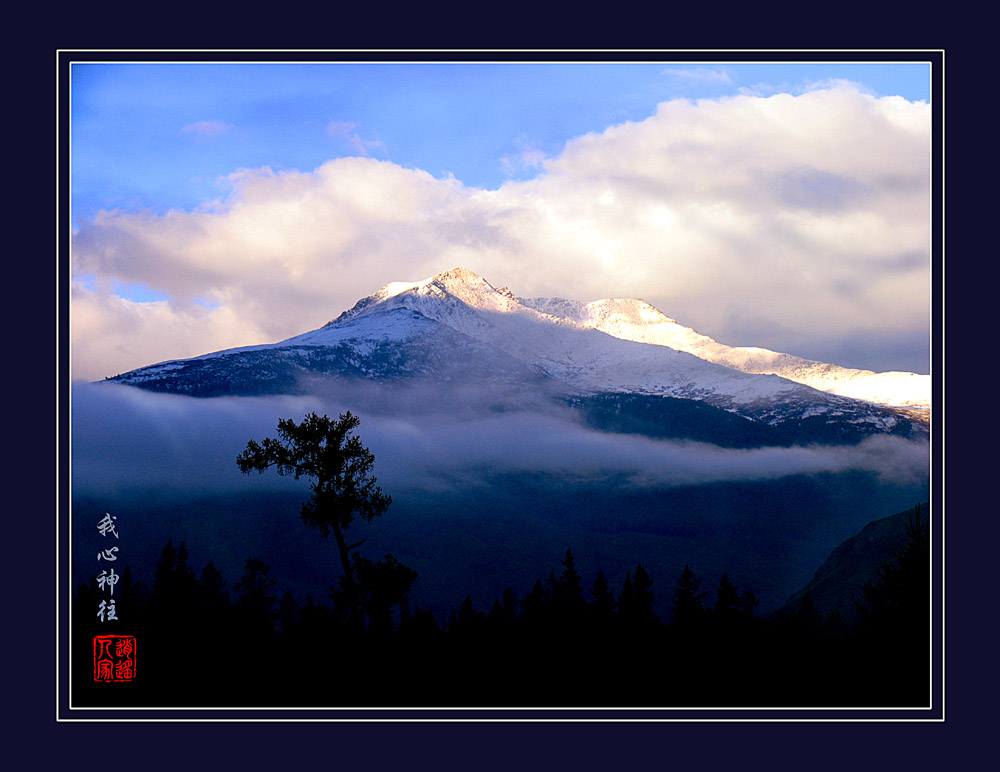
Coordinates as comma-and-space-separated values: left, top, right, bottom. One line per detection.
106, 267, 928, 438
519, 295, 929, 410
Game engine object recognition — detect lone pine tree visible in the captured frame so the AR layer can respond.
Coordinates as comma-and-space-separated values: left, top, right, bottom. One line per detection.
237, 411, 392, 614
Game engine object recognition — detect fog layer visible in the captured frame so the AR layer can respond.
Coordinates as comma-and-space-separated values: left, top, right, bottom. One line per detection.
72, 382, 929, 499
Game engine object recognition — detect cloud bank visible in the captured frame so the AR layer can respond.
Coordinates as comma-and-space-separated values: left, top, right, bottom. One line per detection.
71, 84, 930, 380
71, 383, 930, 501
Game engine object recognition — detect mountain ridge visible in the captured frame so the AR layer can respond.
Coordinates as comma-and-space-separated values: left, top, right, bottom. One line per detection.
772, 502, 929, 624
330, 266, 928, 409
105, 267, 927, 438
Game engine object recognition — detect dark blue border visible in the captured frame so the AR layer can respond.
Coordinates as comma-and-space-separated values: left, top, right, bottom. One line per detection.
44, 46, 972, 764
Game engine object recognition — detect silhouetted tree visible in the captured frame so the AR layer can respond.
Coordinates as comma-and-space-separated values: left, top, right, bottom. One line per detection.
521, 579, 551, 628
550, 549, 586, 626
342, 553, 419, 637
141, 540, 202, 696
619, 571, 634, 617
553, 550, 583, 604
450, 595, 487, 637
111, 564, 148, 632
199, 561, 229, 609
620, 564, 657, 629
237, 411, 393, 623
149, 539, 198, 631
232, 557, 279, 642
670, 565, 707, 628
196, 561, 231, 640
714, 573, 742, 619
589, 571, 616, 621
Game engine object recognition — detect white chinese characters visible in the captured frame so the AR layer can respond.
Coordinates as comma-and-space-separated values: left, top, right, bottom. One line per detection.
96, 513, 123, 622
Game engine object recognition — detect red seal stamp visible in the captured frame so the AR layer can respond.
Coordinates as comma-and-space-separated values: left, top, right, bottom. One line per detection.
93, 635, 137, 682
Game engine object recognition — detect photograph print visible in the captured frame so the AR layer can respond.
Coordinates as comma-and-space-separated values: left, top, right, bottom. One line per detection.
61, 52, 941, 718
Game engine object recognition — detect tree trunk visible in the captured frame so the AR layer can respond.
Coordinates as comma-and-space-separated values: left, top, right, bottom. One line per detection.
332, 522, 362, 631
332, 522, 354, 584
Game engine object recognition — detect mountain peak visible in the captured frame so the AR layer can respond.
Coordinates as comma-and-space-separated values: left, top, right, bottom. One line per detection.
431, 266, 490, 287
421, 266, 526, 317
318, 267, 927, 411
329, 266, 511, 327
425, 267, 504, 304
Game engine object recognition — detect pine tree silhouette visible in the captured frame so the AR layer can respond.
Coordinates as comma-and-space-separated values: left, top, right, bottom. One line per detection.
149, 539, 199, 632
237, 412, 397, 628
714, 573, 742, 619
521, 578, 550, 628
345, 553, 419, 637
589, 570, 616, 620
450, 595, 487, 637
232, 556, 279, 643
620, 564, 657, 629
197, 561, 231, 626
550, 549, 586, 628
670, 564, 707, 628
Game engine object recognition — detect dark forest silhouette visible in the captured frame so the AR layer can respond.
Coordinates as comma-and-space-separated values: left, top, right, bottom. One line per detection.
72, 512, 929, 708
72, 414, 930, 708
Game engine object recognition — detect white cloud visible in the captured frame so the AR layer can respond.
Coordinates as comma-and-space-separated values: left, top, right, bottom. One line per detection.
71, 84, 931, 380
499, 134, 549, 177
327, 120, 385, 156
71, 283, 260, 380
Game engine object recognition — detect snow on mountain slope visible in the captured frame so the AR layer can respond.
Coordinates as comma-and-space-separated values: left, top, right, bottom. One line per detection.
518, 295, 930, 410
315, 268, 914, 427
121, 306, 445, 380
108, 267, 924, 431
110, 305, 559, 397
329, 268, 814, 406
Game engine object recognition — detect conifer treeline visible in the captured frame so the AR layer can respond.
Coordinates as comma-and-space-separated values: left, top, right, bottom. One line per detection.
72, 508, 929, 709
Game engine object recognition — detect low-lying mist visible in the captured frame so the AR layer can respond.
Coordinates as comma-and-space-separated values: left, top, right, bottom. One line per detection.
72, 380, 929, 499
70, 380, 931, 616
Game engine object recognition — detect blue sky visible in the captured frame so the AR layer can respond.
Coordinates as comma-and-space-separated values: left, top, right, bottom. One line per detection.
70, 59, 933, 379
72, 61, 930, 222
